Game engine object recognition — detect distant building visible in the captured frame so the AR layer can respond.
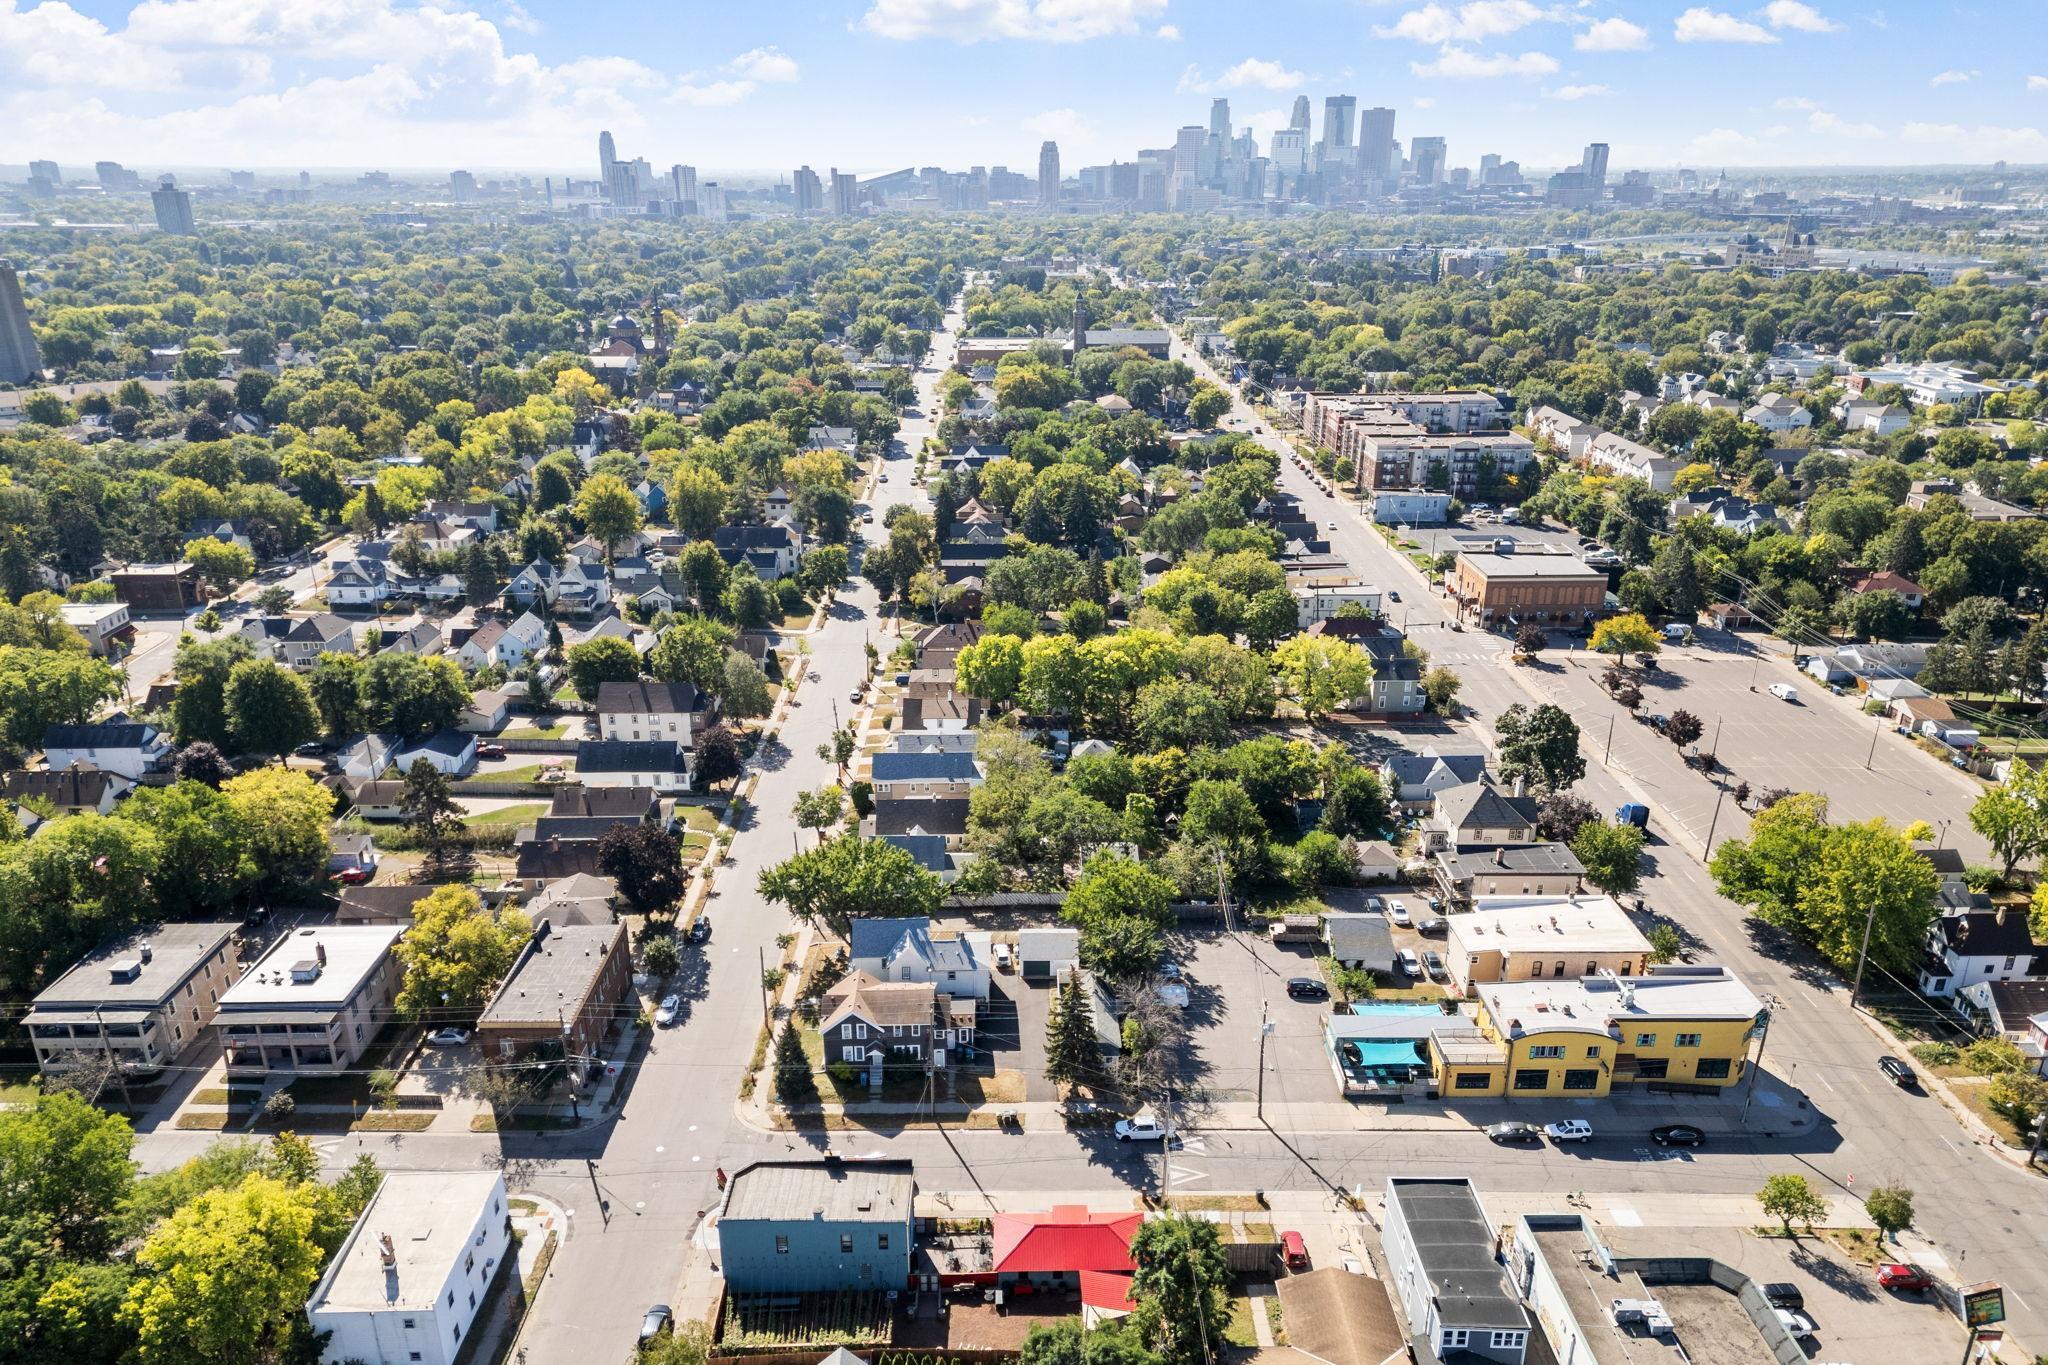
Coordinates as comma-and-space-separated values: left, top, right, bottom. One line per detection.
448, 169, 476, 201
151, 176, 196, 235
0, 260, 40, 385
1038, 141, 1060, 207
1448, 551, 1606, 628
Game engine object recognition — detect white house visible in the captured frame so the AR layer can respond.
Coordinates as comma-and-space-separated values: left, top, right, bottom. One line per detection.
1917, 907, 2040, 998
325, 558, 391, 608
574, 740, 690, 793
1367, 489, 1453, 525
1744, 393, 1813, 432
595, 681, 706, 747
457, 690, 512, 734
393, 729, 477, 778
1292, 582, 1383, 627
40, 715, 170, 780
1526, 405, 1596, 458
456, 612, 546, 672
305, 1171, 510, 1365
1586, 432, 1681, 491
848, 916, 990, 1000
1833, 398, 1911, 436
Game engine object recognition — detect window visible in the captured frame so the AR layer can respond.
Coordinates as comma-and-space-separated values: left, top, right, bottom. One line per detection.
1695, 1057, 1732, 1080
1491, 1331, 1526, 1349
892, 1025, 902, 1037
1512, 1068, 1549, 1090
1529, 960, 1544, 978
453, 1325, 460, 1343
1634, 1058, 1668, 1079
840, 1024, 853, 1039
402, 1318, 416, 1329
468, 1291, 476, 1309
1585, 1045, 1601, 1058
1454, 1072, 1492, 1090
1440, 1330, 1468, 1349
1674, 1033, 1703, 1048
1528, 1045, 1564, 1059
1634, 1032, 1656, 1046
855, 1024, 868, 1040
466, 1253, 474, 1274
846, 1046, 865, 1062
775, 1236, 790, 1254
1553, 961, 1565, 977
878, 1233, 889, 1250
1562, 1069, 1599, 1091
1620, 961, 1633, 974
447, 1291, 455, 1308
2004, 955, 2017, 969
841, 1234, 854, 1253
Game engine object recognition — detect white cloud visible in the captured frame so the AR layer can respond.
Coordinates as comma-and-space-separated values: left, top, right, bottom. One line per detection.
1574, 16, 1648, 50
2030, 75, 2048, 91
1929, 69, 1975, 86
1376, 1, 1554, 43
1022, 107, 1089, 139
1674, 7, 1778, 42
1178, 57, 1307, 93
1808, 108, 1883, 139
1410, 45, 1559, 77
1773, 95, 1820, 110
1689, 126, 1761, 155
1154, 22, 1179, 38
1762, 0, 1837, 31
1545, 82, 1611, 99
724, 46, 798, 83
1901, 121, 2048, 158
498, 0, 539, 34
858, 0, 1168, 42
669, 79, 758, 107
1413, 95, 1436, 107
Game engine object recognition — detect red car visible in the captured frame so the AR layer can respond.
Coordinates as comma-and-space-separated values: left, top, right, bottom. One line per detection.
333, 866, 372, 885
1878, 1264, 1932, 1292
1280, 1230, 1309, 1271
476, 742, 507, 759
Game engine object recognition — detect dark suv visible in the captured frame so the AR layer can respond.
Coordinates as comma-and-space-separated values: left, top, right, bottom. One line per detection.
1285, 977, 1329, 1001
1878, 1055, 1917, 1089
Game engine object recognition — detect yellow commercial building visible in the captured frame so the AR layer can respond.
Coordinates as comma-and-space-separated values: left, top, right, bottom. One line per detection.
1431, 966, 1765, 1100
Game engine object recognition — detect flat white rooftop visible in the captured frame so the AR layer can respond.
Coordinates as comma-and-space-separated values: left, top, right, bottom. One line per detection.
309, 1172, 503, 1313
1452, 895, 1651, 958
1479, 968, 1764, 1038
218, 924, 402, 1011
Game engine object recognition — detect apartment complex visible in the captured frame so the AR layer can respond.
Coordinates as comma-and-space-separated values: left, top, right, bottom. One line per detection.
217, 925, 406, 1075
25, 922, 240, 1079
1298, 391, 1531, 497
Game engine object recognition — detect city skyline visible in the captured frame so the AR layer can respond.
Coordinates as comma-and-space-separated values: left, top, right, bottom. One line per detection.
3, 0, 2047, 171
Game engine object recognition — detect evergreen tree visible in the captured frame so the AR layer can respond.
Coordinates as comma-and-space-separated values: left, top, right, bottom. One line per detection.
1044, 970, 1102, 1097
772, 1021, 816, 1105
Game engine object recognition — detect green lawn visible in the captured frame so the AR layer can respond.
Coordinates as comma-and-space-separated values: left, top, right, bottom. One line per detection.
679, 804, 723, 834
0, 1068, 41, 1105
459, 764, 566, 785
502, 721, 571, 739
465, 802, 548, 827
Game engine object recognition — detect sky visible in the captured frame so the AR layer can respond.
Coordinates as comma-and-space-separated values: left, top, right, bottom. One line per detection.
4, 0, 2047, 177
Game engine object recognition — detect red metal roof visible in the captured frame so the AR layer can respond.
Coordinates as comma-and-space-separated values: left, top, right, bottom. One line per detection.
991, 1206, 1141, 1275
1079, 1270, 1137, 1314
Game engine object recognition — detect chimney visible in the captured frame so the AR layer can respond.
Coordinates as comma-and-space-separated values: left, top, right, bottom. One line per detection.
379, 1233, 396, 1267
316, 941, 327, 966
1495, 848, 1507, 867
140, 942, 153, 964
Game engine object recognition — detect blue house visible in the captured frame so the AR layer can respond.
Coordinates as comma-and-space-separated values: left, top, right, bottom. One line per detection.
719, 1160, 915, 1292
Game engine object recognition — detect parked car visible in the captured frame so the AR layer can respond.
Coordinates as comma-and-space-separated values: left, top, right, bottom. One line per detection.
993, 942, 1014, 971
1761, 1282, 1804, 1311
640, 1305, 673, 1344
1544, 1119, 1594, 1143
1767, 682, 1799, 702
1398, 948, 1422, 976
1285, 977, 1329, 1001
1878, 1264, 1933, 1292
293, 740, 329, 757
687, 916, 711, 944
1386, 900, 1412, 928
333, 866, 372, 885
1387, 590, 1400, 602
654, 995, 681, 1026
1485, 1121, 1542, 1144
1417, 917, 1448, 936
1421, 950, 1445, 980
1649, 1124, 1706, 1147
1114, 1115, 1167, 1142
425, 1027, 470, 1047
1878, 1055, 1918, 1089
1280, 1230, 1310, 1271
1775, 1308, 1817, 1339
476, 742, 507, 759
850, 686, 865, 703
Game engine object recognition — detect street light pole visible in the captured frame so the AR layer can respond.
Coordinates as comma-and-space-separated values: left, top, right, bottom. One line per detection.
1704, 787, 1728, 859
1256, 999, 1269, 1122
1605, 713, 1617, 763
1866, 716, 1883, 770
1738, 996, 1777, 1132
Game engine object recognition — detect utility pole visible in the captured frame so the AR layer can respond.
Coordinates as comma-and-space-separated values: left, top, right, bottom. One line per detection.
1605, 713, 1617, 763
1849, 898, 1880, 1008
1738, 996, 1777, 1131
1256, 999, 1271, 1122
758, 946, 772, 1029
1704, 787, 1728, 859
1866, 716, 1883, 770
1160, 1077, 1176, 1206
1214, 844, 1230, 935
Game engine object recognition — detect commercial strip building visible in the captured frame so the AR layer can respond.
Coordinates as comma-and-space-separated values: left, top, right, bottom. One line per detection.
1445, 895, 1654, 996
1448, 550, 1608, 628
1430, 966, 1766, 1099
217, 925, 406, 1076
25, 922, 240, 1080
305, 1172, 511, 1365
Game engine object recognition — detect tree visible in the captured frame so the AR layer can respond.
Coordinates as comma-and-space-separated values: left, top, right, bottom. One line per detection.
460, 541, 499, 607
958, 633, 1026, 707
1969, 763, 2048, 878
1065, 852, 1175, 929
1537, 791, 1600, 843
1495, 702, 1585, 794
772, 1021, 817, 1105
1590, 612, 1660, 661
222, 659, 319, 758
0, 815, 160, 990
0, 1091, 136, 1257
1272, 634, 1374, 722
1864, 1183, 1914, 1239
757, 835, 943, 938
1421, 664, 1462, 713
1755, 1173, 1828, 1234
180, 537, 255, 594
171, 741, 235, 788
1663, 708, 1704, 751
1180, 779, 1266, 869
720, 565, 775, 629
649, 616, 736, 690
1129, 1213, 1232, 1365
0, 647, 120, 747
1513, 623, 1547, 659
575, 472, 643, 559
642, 931, 682, 982
170, 637, 255, 749
1834, 589, 1911, 643
794, 785, 845, 842
397, 759, 470, 883
817, 726, 856, 774
565, 636, 641, 699
1320, 765, 1389, 839
306, 652, 364, 737
361, 652, 468, 738
667, 463, 730, 539
1646, 923, 1683, 963
1044, 970, 1103, 1095
393, 885, 530, 1017
116, 781, 249, 917
1571, 819, 1646, 895
797, 544, 851, 598
221, 767, 334, 891
695, 722, 745, 791
119, 1174, 328, 1365
719, 652, 774, 719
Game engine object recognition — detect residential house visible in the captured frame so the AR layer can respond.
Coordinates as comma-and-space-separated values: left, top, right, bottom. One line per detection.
326, 832, 378, 880
1380, 750, 1490, 808
712, 524, 803, 581
1304, 617, 1424, 714
1424, 781, 1540, 852
990, 1207, 1141, 1305
3, 764, 133, 816
573, 739, 691, 792
325, 558, 391, 609
848, 917, 989, 1000
1833, 398, 1910, 436
1527, 405, 1596, 458
549, 785, 661, 823
422, 499, 499, 534
25, 922, 240, 1080
393, 729, 477, 779
185, 517, 254, 555
1292, 582, 1382, 627
879, 834, 967, 884
475, 919, 633, 1080
60, 601, 133, 657
1706, 496, 1785, 535
335, 884, 440, 924
1849, 571, 1925, 611
512, 839, 607, 881
1444, 895, 1652, 997
1744, 393, 1812, 432
241, 613, 354, 672
305, 1172, 510, 1365
1436, 843, 1585, 904
521, 874, 618, 926
40, 714, 170, 780
898, 695, 984, 733
1430, 965, 1764, 1099
217, 925, 406, 1075
887, 731, 980, 757
380, 620, 443, 657
1585, 431, 1681, 491
1954, 981, 2048, 1076
820, 972, 947, 1081
456, 612, 546, 672
1382, 1178, 1531, 1364
595, 681, 706, 747
503, 559, 561, 611
553, 559, 612, 617
913, 621, 983, 669
869, 751, 982, 801
1322, 914, 1398, 976
1917, 906, 2042, 998
718, 1160, 915, 1293
457, 689, 512, 734
337, 734, 400, 782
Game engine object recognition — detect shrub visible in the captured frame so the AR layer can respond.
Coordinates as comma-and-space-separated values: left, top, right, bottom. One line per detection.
1910, 1041, 1960, 1068
1964, 1036, 2026, 1076
264, 1091, 296, 1121
368, 1069, 399, 1109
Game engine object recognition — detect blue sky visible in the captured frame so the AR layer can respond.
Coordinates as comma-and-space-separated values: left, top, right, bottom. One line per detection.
4, 0, 2045, 174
